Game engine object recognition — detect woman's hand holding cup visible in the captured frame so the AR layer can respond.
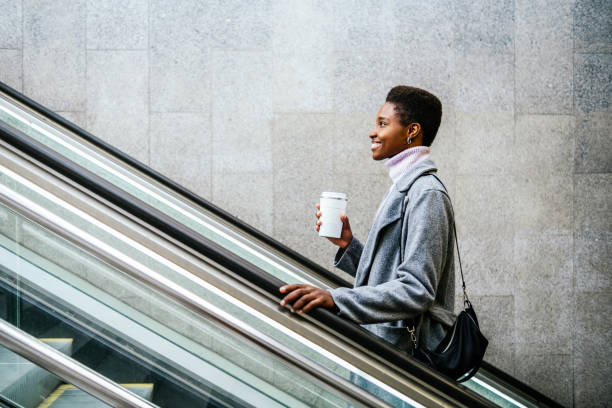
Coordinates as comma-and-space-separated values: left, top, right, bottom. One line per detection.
316, 203, 353, 249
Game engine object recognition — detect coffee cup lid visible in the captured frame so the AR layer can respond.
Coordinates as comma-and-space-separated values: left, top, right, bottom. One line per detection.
321, 191, 347, 200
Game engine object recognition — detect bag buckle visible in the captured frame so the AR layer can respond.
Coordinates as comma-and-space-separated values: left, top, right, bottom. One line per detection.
408, 326, 418, 349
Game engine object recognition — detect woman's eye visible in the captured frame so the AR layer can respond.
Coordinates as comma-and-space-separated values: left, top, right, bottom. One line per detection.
379, 121, 386, 126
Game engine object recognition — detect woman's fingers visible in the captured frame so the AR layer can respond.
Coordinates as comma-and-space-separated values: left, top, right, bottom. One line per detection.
279, 283, 303, 293
280, 289, 305, 307
301, 297, 325, 313
291, 292, 316, 312
279, 284, 313, 307
279, 284, 334, 314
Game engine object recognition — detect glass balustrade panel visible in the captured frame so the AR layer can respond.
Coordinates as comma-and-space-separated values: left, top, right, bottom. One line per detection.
0, 157, 423, 408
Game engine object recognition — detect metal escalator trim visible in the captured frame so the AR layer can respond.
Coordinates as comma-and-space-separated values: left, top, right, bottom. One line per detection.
0, 80, 350, 289
0, 81, 566, 408
0, 154, 438, 407
0, 241, 280, 408
0, 121, 497, 408
0, 99, 564, 408
0, 134, 553, 408
0, 320, 157, 408
0, 183, 421, 408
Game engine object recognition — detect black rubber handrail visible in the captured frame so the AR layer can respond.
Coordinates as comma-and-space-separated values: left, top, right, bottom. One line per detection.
0, 81, 351, 289
0, 122, 497, 408
0, 82, 563, 408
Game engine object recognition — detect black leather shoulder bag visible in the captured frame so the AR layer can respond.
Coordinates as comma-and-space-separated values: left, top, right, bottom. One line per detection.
402, 172, 488, 382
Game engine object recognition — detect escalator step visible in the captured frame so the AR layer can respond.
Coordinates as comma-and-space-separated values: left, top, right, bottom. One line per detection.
0, 339, 73, 408
39, 339, 73, 356
37, 384, 154, 408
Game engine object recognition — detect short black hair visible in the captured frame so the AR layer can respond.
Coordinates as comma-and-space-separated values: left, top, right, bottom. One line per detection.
385, 86, 442, 147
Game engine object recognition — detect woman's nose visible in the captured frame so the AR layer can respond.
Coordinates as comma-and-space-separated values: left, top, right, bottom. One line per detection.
369, 128, 377, 138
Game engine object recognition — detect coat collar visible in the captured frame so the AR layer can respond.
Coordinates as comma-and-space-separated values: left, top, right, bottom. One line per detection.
376, 157, 438, 236
354, 158, 438, 286
393, 157, 438, 192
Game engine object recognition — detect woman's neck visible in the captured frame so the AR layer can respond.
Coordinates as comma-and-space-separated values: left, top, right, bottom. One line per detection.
385, 146, 430, 183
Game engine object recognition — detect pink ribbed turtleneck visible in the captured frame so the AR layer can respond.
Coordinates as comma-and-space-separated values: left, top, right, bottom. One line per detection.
384, 146, 430, 184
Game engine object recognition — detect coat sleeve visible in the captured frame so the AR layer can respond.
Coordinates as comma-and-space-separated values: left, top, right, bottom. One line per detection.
332, 236, 363, 277
329, 189, 452, 324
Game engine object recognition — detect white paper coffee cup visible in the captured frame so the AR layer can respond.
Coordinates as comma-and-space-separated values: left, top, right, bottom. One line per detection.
319, 192, 347, 238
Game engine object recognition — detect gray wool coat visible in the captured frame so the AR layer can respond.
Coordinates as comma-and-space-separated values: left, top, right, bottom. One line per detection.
329, 158, 456, 352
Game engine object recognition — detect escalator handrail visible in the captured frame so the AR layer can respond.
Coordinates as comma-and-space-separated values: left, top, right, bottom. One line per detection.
0, 193, 399, 408
0, 122, 497, 408
0, 81, 352, 289
0, 83, 566, 408
0, 319, 157, 408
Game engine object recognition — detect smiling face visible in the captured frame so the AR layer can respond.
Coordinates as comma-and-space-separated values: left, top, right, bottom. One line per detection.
369, 102, 413, 160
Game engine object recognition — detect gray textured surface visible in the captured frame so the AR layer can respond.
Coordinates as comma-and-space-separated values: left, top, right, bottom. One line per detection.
455, 175, 515, 296
394, 0, 455, 51
516, 353, 573, 408
575, 53, 612, 113
86, 50, 149, 163
574, 173, 612, 233
514, 233, 573, 353
468, 295, 516, 375
22, 0, 87, 111
0, 49, 22, 92
574, 0, 612, 52
273, 52, 333, 113
212, 172, 274, 235
271, 1, 334, 53
87, 0, 148, 50
453, 0, 514, 53
455, 52, 514, 113
332, 52, 398, 114
0, 0, 22, 49
150, 112, 212, 197
575, 113, 612, 173
574, 175, 612, 295
513, 174, 574, 234
455, 112, 514, 175
514, 115, 574, 174
6, 1, 612, 405
574, 293, 612, 407
515, 0, 573, 114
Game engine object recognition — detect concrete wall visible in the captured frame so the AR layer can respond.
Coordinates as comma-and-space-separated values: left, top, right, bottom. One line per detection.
1, 1, 610, 406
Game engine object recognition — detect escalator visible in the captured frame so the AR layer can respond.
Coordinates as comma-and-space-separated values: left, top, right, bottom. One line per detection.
0, 81, 563, 408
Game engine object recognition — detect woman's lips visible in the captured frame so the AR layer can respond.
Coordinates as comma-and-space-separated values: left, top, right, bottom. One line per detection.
371, 141, 381, 151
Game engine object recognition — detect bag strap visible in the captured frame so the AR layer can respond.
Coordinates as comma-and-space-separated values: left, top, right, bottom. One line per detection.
401, 171, 470, 350
427, 173, 469, 306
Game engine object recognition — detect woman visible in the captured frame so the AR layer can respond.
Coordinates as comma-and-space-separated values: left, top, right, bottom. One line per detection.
280, 86, 456, 353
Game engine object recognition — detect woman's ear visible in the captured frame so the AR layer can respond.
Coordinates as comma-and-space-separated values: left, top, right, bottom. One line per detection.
406, 123, 421, 138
